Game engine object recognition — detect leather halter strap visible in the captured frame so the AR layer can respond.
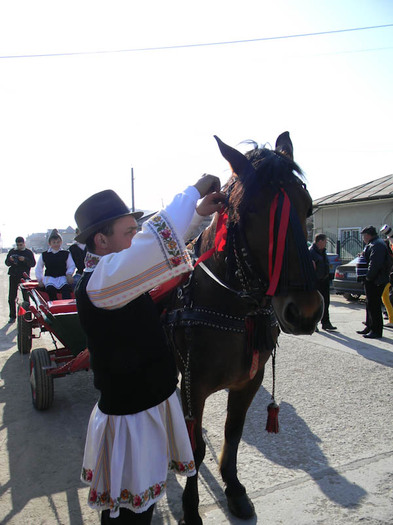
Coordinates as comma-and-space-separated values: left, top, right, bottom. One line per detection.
198, 261, 261, 305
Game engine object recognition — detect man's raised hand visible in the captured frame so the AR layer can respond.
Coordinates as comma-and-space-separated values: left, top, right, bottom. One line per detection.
193, 174, 221, 198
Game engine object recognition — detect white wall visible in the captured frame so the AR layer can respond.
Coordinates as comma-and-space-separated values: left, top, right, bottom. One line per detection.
313, 199, 393, 235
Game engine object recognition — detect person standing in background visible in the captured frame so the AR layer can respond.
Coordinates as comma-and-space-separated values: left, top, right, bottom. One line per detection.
5, 236, 36, 323
379, 225, 393, 327
356, 226, 389, 339
309, 233, 337, 331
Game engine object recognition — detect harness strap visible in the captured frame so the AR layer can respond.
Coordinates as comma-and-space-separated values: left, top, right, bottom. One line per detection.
198, 262, 243, 296
165, 307, 245, 332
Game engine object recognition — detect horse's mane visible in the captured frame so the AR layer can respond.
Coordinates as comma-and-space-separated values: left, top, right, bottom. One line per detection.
223, 142, 305, 222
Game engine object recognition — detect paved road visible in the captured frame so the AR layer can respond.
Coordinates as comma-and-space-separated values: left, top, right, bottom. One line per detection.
0, 253, 392, 524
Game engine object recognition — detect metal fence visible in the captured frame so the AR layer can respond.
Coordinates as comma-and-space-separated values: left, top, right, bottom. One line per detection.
337, 235, 363, 262
315, 231, 364, 263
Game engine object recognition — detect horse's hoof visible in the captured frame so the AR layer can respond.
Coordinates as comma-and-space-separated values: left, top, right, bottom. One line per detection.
226, 492, 255, 519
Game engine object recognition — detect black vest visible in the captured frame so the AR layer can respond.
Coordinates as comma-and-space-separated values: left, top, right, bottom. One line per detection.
75, 272, 178, 415
69, 244, 86, 275
42, 250, 69, 277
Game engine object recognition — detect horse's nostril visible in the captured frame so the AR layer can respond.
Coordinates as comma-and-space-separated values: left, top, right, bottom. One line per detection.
285, 302, 300, 324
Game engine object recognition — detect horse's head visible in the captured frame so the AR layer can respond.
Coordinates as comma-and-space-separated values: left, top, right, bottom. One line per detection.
214, 132, 323, 335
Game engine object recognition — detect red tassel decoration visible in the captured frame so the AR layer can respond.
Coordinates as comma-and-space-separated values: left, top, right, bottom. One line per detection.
266, 401, 279, 433
185, 416, 197, 452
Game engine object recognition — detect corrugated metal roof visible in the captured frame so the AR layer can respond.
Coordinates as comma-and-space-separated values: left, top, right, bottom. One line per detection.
313, 174, 393, 206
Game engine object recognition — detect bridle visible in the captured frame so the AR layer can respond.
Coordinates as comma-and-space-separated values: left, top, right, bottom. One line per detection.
164, 180, 314, 437
194, 183, 314, 304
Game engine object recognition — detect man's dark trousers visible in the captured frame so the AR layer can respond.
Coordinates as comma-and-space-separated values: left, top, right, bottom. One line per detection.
364, 280, 385, 336
317, 277, 331, 326
8, 275, 21, 319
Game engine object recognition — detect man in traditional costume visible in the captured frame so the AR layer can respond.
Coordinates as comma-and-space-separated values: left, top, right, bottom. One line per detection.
69, 228, 87, 288
74, 175, 225, 524
35, 229, 76, 300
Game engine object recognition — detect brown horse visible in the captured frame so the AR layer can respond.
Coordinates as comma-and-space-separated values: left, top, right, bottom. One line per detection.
165, 132, 323, 524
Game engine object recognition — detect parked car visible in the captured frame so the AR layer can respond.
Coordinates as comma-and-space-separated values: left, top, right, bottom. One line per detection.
333, 257, 365, 300
327, 253, 342, 280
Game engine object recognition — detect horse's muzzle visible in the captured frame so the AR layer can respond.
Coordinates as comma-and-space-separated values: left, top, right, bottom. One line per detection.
272, 290, 324, 335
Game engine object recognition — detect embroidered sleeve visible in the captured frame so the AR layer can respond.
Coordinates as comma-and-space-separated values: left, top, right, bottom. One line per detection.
184, 211, 210, 242
87, 187, 199, 309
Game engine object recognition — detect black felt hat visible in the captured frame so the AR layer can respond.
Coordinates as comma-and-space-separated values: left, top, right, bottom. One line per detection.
361, 225, 377, 236
74, 190, 143, 243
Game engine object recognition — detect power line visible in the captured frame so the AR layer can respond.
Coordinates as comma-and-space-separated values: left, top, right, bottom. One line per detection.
0, 23, 392, 60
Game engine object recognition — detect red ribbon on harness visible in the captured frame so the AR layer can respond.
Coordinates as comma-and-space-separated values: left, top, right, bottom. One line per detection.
194, 209, 228, 267
266, 189, 291, 296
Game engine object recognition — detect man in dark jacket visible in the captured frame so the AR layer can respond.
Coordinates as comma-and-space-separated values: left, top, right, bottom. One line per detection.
5, 236, 36, 323
356, 226, 389, 339
309, 233, 336, 331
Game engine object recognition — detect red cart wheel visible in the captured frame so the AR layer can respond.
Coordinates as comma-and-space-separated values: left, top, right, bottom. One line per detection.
30, 348, 54, 410
17, 302, 32, 354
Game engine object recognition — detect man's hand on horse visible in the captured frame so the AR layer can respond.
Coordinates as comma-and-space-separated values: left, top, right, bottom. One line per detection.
196, 191, 226, 217
193, 174, 221, 198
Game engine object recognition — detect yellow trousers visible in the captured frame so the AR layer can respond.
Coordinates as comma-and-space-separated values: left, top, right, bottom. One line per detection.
381, 283, 393, 323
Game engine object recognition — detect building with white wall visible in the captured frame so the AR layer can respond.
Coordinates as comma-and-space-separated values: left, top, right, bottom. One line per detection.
312, 174, 393, 261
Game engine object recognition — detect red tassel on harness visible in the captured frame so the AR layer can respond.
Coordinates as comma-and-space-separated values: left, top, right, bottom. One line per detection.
266, 401, 279, 433
185, 416, 197, 452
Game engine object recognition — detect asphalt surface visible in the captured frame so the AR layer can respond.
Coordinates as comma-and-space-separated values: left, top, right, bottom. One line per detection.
0, 254, 392, 524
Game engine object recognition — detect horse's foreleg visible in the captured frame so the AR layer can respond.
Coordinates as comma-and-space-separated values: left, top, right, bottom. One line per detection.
179, 396, 206, 525
220, 370, 264, 519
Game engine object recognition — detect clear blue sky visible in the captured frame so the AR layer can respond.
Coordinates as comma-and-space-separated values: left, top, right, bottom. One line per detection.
1, 0, 392, 246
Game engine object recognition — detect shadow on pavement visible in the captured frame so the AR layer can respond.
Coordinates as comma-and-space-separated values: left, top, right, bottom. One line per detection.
317, 330, 393, 368
0, 322, 18, 352
0, 350, 99, 524
241, 387, 367, 509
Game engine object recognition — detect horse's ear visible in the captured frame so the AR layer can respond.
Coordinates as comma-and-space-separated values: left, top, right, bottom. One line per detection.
214, 135, 255, 179
275, 131, 294, 161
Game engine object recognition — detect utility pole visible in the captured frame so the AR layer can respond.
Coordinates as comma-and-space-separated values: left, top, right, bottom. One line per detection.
131, 167, 135, 212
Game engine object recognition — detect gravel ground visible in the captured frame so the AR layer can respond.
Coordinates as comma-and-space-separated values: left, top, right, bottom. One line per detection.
0, 253, 392, 524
